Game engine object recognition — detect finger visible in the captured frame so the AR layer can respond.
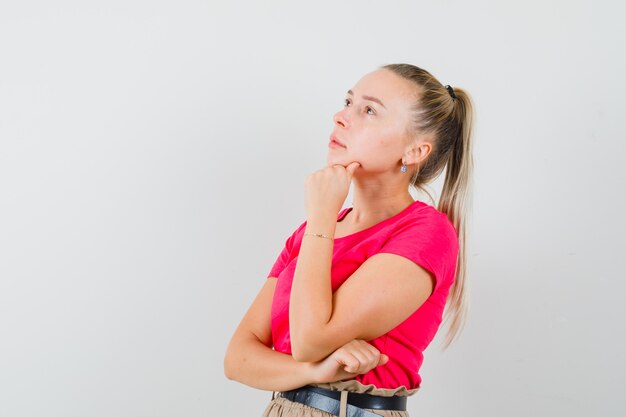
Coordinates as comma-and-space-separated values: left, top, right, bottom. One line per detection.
340, 355, 362, 374
358, 340, 381, 362
357, 340, 379, 358
357, 341, 385, 370
345, 162, 360, 180
334, 348, 361, 374
346, 342, 378, 373
347, 349, 372, 374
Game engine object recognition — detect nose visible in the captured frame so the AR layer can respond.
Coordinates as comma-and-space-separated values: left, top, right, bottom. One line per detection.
333, 109, 350, 129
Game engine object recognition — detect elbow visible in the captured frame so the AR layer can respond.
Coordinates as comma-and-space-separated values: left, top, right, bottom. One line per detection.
223, 353, 234, 381
290, 337, 328, 363
223, 347, 239, 381
290, 322, 334, 362
290, 349, 311, 363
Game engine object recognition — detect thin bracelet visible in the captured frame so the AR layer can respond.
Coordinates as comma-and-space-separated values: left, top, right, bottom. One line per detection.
303, 232, 334, 241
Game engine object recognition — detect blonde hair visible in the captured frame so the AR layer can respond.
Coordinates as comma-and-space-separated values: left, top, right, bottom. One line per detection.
382, 63, 475, 350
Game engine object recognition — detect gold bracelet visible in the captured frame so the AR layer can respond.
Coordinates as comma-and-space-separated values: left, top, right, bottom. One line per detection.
303, 232, 334, 241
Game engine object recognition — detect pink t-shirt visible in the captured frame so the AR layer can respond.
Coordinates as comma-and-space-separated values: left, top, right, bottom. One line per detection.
266, 200, 459, 390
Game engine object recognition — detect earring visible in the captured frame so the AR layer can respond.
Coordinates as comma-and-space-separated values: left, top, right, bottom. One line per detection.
401, 163, 408, 173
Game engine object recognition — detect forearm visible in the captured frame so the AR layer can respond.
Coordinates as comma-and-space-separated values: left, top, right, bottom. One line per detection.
224, 334, 317, 392
289, 214, 336, 360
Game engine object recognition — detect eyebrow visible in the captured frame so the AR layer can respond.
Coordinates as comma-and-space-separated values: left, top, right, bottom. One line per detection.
347, 89, 387, 109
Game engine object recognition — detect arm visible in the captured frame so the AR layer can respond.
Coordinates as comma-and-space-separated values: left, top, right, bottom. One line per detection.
224, 278, 389, 391
224, 277, 389, 391
289, 215, 436, 362
224, 277, 316, 391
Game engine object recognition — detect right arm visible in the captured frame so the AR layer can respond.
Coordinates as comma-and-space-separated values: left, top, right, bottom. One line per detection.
223, 277, 315, 391
223, 277, 388, 392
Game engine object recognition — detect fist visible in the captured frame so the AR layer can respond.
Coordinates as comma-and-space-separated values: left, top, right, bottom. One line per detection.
304, 162, 361, 218
310, 339, 389, 383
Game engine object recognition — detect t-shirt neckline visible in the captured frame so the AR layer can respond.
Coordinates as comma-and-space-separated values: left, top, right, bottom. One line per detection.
333, 200, 422, 242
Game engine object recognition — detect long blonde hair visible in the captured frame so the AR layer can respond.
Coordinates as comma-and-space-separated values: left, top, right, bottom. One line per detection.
382, 63, 475, 350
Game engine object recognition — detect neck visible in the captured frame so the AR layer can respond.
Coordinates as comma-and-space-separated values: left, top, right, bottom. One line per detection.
344, 173, 415, 225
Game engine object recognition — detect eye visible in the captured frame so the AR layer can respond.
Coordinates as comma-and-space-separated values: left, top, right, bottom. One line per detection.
365, 106, 376, 115
344, 98, 351, 107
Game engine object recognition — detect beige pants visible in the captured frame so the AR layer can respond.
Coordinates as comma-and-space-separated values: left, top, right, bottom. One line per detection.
262, 380, 418, 417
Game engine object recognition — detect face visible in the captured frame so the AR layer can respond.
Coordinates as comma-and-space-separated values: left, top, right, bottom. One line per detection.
327, 69, 417, 174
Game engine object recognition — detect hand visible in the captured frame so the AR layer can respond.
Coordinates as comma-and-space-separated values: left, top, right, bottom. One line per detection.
304, 162, 361, 219
309, 339, 389, 384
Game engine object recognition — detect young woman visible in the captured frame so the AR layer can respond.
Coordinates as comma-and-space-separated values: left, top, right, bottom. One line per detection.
224, 63, 474, 417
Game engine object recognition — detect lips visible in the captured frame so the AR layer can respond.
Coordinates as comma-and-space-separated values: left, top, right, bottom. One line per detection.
330, 135, 346, 148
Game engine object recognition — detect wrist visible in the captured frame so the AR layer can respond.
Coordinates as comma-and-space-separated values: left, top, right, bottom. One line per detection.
305, 213, 337, 233
302, 360, 321, 384
303, 226, 336, 243
306, 209, 337, 222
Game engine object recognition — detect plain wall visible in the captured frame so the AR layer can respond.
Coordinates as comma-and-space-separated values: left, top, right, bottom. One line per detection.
0, 1, 624, 416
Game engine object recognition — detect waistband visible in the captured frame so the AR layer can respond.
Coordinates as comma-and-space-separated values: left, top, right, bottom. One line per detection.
278, 385, 407, 417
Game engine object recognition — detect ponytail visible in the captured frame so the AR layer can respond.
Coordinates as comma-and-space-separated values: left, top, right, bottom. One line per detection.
382, 63, 476, 349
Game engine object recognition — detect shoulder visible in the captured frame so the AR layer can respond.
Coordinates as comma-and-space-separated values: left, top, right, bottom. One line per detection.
400, 201, 458, 240
377, 202, 458, 293
382, 202, 459, 265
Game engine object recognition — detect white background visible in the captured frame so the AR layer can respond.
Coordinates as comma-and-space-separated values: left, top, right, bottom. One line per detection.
1, 1, 624, 416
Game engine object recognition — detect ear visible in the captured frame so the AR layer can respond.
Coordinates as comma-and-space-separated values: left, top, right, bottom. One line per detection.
403, 140, 432, 165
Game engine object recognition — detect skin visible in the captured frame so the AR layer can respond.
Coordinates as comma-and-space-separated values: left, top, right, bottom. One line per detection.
325, 68, 433, 225
290, 69, 437, 362
224, 69, 436, 391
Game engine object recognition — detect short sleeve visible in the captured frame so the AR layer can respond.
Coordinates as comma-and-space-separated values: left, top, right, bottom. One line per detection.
378, 212, 459, 293
267, 220, 307, 279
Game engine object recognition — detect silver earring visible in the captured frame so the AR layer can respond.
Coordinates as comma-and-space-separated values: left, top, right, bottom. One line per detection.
400, 164, 408, 173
